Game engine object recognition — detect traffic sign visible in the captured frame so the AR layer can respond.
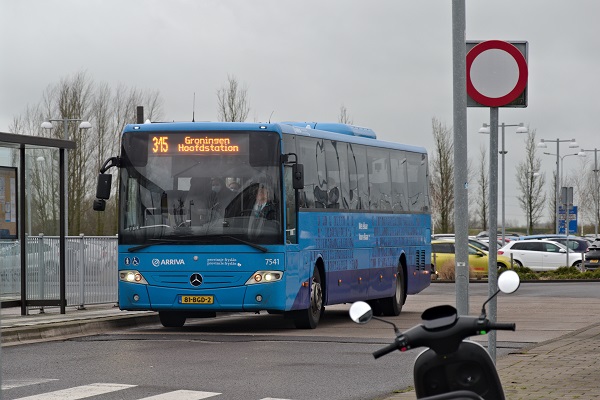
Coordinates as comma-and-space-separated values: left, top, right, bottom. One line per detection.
466, 40, 528, 108
559, 205, 578, 235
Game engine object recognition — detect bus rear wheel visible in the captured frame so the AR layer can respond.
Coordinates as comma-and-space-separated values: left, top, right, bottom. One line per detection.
379, 268, 405, 316
159, 311, 186, 328
292, 268, 324, 329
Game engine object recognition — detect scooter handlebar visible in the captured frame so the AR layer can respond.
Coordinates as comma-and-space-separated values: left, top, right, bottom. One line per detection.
488, 322, 516, 331
373, 341, 401, 359
372, 317, 516, 358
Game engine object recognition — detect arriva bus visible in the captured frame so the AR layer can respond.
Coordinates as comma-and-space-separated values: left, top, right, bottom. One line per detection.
94, 121, 431, 329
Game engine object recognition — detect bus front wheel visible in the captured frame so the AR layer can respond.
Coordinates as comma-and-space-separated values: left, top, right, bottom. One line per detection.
159, 311, 186, 328
292, 268, 324, 329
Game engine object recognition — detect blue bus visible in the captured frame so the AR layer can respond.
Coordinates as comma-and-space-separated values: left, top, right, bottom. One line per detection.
94, 121, 431, 329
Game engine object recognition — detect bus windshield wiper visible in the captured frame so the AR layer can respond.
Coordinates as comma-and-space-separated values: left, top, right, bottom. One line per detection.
221, 236, 268, 253
127, 238, 201, 252
127, 236, 267, 253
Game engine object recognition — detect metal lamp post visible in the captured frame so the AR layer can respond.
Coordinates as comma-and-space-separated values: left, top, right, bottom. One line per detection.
41, 119, 92, 235
537, 138, 579, 234
478, 122, 528, 244
578, 148, 599, 237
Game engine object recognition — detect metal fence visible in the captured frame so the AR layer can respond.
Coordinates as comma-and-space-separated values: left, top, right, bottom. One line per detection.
0, 235, 118, 311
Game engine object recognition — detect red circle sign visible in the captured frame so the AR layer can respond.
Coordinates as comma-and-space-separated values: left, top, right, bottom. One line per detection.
466, 40, 528, 107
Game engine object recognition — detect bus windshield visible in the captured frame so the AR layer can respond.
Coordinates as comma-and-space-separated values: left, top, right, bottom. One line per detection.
118, 130, 283, 246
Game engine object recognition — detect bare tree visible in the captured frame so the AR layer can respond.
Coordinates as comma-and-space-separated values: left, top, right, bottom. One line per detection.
429, 118, 454, 233
515, 129, 546, 235
338, 104, 353, 124
217, 75, 249, 122
576, 157, 600, 233
10, 71, 163, 235
87, 84, 163, 234
476, 145, 488, 231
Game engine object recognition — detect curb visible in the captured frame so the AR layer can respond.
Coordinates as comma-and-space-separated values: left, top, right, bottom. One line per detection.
1, 313, 159, 346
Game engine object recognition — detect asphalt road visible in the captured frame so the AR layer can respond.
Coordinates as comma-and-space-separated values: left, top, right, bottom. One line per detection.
3, 281, 600, 400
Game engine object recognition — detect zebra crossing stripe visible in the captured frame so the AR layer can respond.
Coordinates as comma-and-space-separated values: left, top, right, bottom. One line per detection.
140, 390, 221, 399
13, 383, 137, 399
2, 379, 59, 390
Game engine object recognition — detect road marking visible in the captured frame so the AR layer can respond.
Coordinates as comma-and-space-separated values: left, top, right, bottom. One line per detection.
141, 390, 221, 399
13, 383, 136, 399
2, 379, 58, 390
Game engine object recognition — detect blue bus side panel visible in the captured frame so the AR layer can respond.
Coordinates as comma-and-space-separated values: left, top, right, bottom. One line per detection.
117, 212, 431, 313
296, 212, 431, 306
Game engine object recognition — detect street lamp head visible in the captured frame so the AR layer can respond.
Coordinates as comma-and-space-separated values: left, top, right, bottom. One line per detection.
516, 124, 528, 134
478, 124, 491, 134
569, 139, 579, 148
79, 121, 92, 130
537, 140, 547, 149
41, 121, 53, 130
578, 151, 587, 158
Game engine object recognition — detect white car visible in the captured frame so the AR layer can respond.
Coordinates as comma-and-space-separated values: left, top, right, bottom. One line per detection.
498, 239, 582, 271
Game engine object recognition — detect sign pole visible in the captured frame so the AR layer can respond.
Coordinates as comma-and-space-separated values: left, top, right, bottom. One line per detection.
452, 0, 469, 316
466, 39, 528, 362
488, 107, 499, 362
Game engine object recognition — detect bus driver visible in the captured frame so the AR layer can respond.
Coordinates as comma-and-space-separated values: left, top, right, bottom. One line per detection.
248, 184, 277, 236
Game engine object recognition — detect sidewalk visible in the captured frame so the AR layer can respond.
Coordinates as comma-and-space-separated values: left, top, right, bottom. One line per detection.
1, 303, 158, 346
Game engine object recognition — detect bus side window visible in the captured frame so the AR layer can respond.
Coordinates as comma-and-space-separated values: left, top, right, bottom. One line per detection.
390, 150, 408, 212
367, 148, 392, 211
406, 152, 427, 212
298, 137, 319, 208
348, 143, 368, 210
323, 140, 347, 209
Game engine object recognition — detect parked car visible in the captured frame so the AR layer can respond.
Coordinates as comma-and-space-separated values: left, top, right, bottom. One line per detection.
551, 237, 589, 253
431, 240, 512, 277
498, 239, 582, 271
518, 235, 589, 253
0, 241, 59, 279
436, 236, 492, 252
583, 243, 600, 271
476, 230, 522, 240
431, 234, 456, 240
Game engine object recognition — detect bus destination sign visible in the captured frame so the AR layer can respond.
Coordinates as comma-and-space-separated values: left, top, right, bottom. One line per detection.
150, 133, 245, 155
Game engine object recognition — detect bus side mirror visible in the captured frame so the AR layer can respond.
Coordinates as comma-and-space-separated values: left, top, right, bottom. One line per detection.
96, 174, 112, 199
94, 174, 112, 212
93, 199, 106, 212
292, 164, 304, 190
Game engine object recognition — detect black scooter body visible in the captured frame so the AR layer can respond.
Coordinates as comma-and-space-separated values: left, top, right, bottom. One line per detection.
349, 270, 520, 400
414, 341, 504, 399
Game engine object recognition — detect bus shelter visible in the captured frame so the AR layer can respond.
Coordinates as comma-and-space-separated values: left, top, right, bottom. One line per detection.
0, 131, 75, 315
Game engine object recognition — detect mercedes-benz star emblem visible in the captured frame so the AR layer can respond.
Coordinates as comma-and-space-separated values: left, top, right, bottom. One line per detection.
190, 273, 203, 287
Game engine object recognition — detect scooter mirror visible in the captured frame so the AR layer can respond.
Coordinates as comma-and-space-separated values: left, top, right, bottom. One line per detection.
498, 270, 520, 294
349, 301, 373, 324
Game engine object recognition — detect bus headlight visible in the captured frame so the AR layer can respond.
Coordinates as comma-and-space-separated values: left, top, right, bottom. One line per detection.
119, 270, 148, 285
245, 271, 283, 285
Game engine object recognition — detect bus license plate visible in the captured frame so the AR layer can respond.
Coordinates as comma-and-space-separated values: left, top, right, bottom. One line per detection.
180, 295, 214, 304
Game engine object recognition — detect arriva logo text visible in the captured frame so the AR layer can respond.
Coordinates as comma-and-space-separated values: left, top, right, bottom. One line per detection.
152, 258, 186, 267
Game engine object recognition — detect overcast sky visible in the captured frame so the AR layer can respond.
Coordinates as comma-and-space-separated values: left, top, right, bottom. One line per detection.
2, 1, 599, 225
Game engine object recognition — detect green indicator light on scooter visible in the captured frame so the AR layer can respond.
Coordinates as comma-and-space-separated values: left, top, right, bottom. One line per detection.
479, 330, 487, 335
